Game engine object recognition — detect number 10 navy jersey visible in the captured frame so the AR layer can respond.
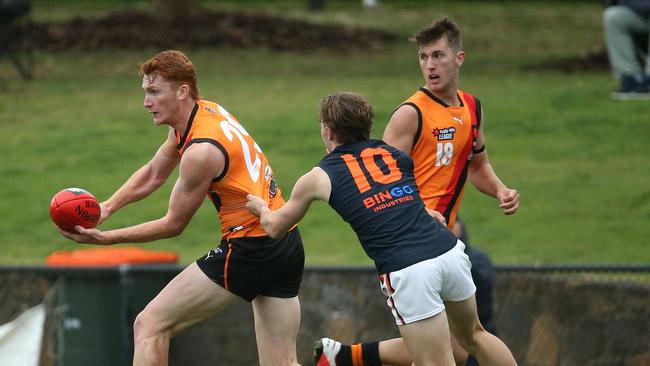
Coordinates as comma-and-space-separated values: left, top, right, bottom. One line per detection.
318, 139, 456, 273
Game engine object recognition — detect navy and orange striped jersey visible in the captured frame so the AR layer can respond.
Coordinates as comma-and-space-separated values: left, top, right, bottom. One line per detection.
318, 139, 457, 273
175, 100, 287, 240
398, 87, 481, 228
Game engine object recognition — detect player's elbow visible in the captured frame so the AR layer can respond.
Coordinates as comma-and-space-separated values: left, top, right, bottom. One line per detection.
163, 216, 188, 238
151, 175, 168, 190
168, 224, 185, 237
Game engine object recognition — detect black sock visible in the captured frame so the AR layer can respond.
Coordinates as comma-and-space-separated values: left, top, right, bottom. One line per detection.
335, 344, 353, 366
334, 342, 380, 366
361, 341, 381, 366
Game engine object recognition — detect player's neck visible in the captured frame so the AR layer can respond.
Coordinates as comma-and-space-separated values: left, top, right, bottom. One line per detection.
424, 86, 460, 107
326, 141, 341, 154
172, 99, 198, 132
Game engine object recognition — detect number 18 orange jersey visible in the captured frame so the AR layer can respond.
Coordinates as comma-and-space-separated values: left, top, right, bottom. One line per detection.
175, 100, 286, 240
398, 87, 481, 229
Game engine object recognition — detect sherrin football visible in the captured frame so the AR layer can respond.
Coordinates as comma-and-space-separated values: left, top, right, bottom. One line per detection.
50, 188, 101, 232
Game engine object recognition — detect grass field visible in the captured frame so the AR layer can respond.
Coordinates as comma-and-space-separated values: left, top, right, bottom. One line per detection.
1, 0, 648, 265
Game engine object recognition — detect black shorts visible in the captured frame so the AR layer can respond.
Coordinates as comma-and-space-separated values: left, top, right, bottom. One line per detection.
196, 228, 305, 302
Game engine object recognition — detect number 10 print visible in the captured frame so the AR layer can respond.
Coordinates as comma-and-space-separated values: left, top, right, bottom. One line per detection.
341, 147, 402, 194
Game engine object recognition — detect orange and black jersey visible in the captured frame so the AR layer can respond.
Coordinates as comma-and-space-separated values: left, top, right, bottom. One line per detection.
175, 100, 286, 240
318, 139, 457, 274
398, 87, 482, 228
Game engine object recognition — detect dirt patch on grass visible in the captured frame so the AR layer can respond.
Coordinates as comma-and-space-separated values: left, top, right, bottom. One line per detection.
5, 8, 610, 73
7, 8, 398, 52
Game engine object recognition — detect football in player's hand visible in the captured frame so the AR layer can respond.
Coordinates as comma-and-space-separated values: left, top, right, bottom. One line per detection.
50, 188, 101, 232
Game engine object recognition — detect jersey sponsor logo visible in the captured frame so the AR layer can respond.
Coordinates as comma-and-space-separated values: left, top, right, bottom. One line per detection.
433, 127, 456, 141
363, 184, 415, 213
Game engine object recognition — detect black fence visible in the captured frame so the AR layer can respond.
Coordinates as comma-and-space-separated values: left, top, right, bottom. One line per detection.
1, 263, 648, 365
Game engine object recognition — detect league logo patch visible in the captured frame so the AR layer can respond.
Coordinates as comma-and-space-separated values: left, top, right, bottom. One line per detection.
204, 106, 218, 114
269, 178, 278, 198
433, 127, 456, 141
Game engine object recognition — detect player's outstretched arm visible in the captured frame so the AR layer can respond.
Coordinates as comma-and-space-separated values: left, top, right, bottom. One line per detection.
100, 128, 180, 223
468, 107, 519, 215
59, 142, 223, 245
247, 167, 331, 238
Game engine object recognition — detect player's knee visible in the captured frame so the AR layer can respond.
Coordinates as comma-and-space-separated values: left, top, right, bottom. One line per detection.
133, 311, 150, 342
133, 308, 168, 342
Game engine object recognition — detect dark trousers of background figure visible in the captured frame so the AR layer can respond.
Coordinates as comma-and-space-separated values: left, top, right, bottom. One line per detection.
463, 246, 496, 366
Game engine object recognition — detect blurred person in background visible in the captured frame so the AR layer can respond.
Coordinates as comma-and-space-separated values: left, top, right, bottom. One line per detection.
603, 0, 650, 99
0, 0, 29, 24
314, 16, 519, 366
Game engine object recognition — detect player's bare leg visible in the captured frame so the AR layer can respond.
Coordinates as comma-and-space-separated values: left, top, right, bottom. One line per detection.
132, 262, 238, 366
252, 295, 301, 366
450, 334, 470, 366
445, 295, 517, 366
374, 335, 467, 366
377, 338, 412, 365
397, 310, 455, 366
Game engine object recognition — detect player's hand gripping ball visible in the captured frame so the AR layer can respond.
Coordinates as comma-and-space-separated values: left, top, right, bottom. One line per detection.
50, 188, 101, 232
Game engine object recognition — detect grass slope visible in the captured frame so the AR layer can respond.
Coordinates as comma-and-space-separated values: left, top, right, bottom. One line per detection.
1, 1, 648, 265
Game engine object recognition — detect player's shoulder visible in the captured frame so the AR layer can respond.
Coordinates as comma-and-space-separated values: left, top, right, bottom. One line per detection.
389, 102, 420, 123
459, 89, 481, 105
293, 166, 331, 200
458, 89, 483, 124
197, 99, 218, 111
182, 141, 224, 162
193, 100, 222, 121
458, 88, 474, 97
305, 166, 330, 185
406, 88, 428, 101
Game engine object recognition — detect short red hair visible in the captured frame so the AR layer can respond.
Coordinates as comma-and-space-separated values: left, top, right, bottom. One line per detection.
139, 50, 200, 100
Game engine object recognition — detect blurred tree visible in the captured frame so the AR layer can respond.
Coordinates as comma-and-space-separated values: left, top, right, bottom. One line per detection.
152, 0, 199, 19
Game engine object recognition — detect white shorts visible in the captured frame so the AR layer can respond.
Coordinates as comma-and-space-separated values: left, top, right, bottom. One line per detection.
379, 240, 476, 325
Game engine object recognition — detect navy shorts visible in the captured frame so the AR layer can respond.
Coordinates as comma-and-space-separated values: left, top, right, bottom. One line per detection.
196, 228, 305, 302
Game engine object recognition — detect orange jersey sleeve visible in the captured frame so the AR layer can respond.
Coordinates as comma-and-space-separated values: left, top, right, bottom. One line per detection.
176, 100, 287, 240
399, 88, 480, 228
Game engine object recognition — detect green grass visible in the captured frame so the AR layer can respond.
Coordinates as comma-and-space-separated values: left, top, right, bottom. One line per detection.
1, 1, 648, 265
